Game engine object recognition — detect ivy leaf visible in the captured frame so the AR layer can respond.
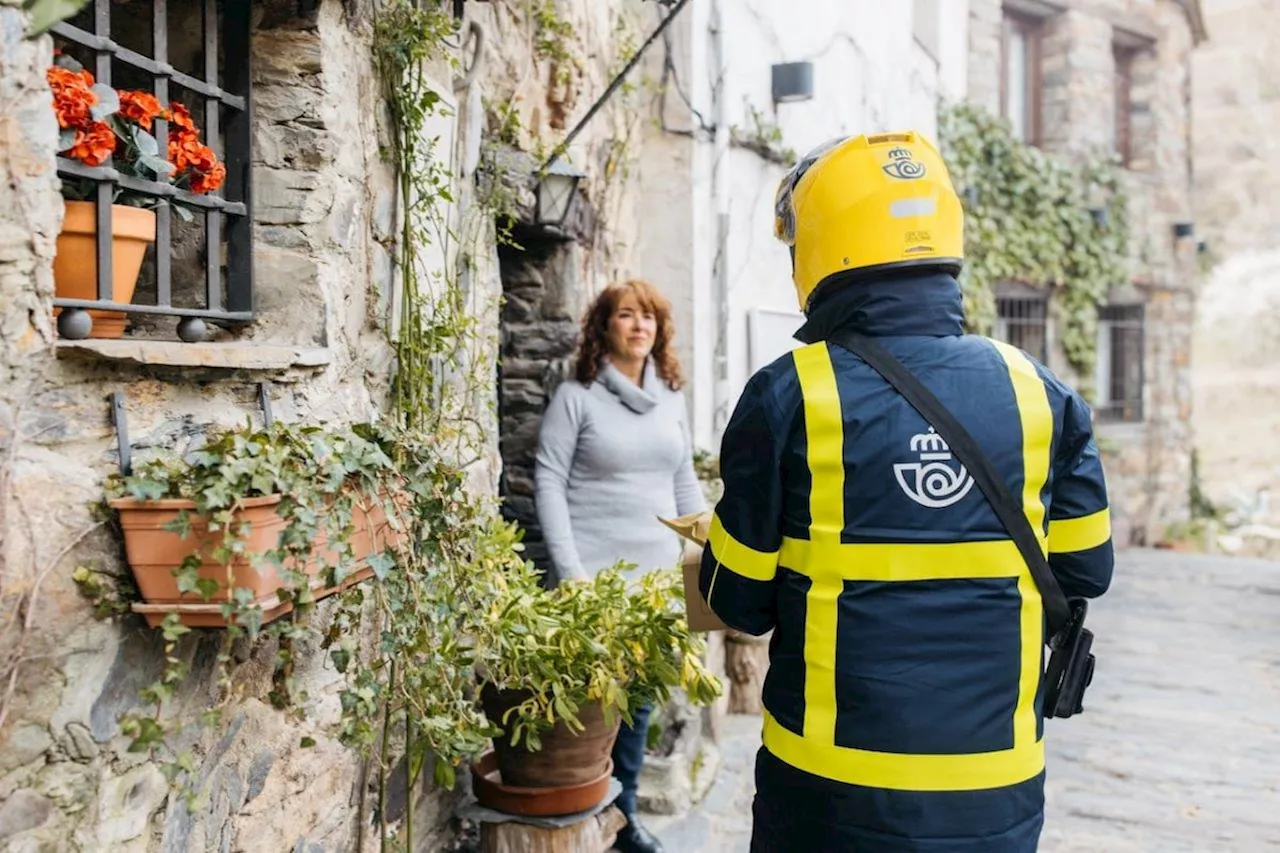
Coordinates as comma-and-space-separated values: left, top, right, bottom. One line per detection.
330, 647, 351, 673
127, 477, 168, 501
300, 736, 316, 748
125, 717, 166, 752
194, 577, 221, 602
22, 0, 91, 39
366, 553, 395, 581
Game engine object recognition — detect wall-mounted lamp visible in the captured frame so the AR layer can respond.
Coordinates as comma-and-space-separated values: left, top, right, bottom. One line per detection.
1089, 207, 1109, 227
535, 158, 585, 228
772, 61, 815, 105
962, 186, 980, 208
1173, 221, 1195, 239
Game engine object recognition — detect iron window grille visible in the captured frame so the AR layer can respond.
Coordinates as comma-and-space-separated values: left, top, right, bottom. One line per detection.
51, 0, 252, 342
995, 295, 1049, 364
1095, 304, 1144, 423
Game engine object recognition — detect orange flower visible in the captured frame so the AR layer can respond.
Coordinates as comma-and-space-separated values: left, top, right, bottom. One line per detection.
68, 121, 117, 167
47, 65, 97, 130
168, 101, 196, 131
117, 90, 166, 131
189, 162, 226, 194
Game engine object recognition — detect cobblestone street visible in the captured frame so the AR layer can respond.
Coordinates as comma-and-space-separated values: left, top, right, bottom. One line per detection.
651, 549, 1280, 852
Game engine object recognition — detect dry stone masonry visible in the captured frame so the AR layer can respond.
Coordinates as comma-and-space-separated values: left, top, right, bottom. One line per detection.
969, 0, 1202, 545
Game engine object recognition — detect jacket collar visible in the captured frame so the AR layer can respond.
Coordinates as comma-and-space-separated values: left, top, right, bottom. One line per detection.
795, 270, 966, 344
598, 358, 658, 414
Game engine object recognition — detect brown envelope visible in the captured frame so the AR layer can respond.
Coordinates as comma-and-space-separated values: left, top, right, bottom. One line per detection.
658, 511, 728, 632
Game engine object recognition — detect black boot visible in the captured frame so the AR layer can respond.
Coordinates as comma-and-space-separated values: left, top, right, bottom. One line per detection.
613, 814, 665, 853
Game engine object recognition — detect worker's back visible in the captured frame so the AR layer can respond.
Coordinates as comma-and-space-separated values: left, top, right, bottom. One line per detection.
700, 272, 1114, 853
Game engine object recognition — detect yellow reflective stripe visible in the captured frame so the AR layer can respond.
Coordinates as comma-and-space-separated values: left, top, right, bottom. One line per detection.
778, 537, 1025, 581
1048, 509, 1111, 554
707, 512, 779, 582
989, 339, 1054, 753
793, 343, 844, 747
763, 712, 1045, 792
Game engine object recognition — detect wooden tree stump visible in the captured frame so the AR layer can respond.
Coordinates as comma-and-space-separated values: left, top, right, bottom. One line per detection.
478, 806, 627, 853
725, 629, 770, 715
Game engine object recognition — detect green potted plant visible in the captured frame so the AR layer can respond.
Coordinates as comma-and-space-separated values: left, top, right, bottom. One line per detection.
46, 53, 227, 337
105, 421, 405, 628
473, 564, 723, 794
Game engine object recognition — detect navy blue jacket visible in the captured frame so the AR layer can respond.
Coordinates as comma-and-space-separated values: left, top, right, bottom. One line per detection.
700, 272, 1114, 853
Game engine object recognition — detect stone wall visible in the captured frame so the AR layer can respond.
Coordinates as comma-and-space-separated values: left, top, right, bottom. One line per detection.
967, 0, 1201, 545
2, 0, 663, 847
0, 1, 507, 850
1190, 0, 1280, 523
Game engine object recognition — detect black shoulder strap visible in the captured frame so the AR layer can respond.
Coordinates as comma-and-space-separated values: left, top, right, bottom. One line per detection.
827, 331, 1072, 639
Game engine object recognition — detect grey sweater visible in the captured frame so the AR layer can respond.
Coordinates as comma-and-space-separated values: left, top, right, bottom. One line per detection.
534, 359, 706, 585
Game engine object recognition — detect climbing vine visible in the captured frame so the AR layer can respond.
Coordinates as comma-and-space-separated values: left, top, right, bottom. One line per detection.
938, 103, 1130, 379
731, 102, 797, 167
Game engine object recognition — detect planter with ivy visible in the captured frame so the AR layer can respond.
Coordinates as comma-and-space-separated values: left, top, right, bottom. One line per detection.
469, 565, 723, 815
105, 422, 407, 628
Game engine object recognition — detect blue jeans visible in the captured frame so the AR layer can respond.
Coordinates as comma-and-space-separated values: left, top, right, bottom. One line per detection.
611, 703, 652, 817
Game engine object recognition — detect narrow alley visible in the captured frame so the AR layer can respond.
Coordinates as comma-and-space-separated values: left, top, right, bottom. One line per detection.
652, 549, 1280, 853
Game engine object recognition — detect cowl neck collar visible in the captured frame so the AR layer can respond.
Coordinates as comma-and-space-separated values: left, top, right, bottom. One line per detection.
598, 359, 658, 414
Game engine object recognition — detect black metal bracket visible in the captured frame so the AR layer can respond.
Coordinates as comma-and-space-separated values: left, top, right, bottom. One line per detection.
258, 382, 274, 427
110, 391, 132, 476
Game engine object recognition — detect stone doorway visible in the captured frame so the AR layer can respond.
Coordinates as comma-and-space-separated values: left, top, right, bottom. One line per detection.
496, 229, 583, 577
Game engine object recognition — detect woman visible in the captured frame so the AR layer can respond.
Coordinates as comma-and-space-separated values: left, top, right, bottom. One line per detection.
535, 279, 705, 853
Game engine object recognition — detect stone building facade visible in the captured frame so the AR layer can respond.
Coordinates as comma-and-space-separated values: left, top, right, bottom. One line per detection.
1190, 0, 1280, 524
968, 0, 1207, 545
0, 0, 653, 850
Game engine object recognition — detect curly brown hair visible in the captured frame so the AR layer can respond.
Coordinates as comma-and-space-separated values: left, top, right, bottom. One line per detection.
573, 279, 686, 391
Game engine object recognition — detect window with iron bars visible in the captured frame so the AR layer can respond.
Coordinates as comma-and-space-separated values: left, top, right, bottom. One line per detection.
50, 0, 252, 343
1094, 304, 1144, 423
994, 295, 1049, 363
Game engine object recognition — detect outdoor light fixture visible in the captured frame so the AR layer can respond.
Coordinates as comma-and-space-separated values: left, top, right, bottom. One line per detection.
1173, 221, 1195, 239
1089, 207, 1109, 227
963, 186, 980, 208
771, 61, 815, 104
535, 158, 585, 228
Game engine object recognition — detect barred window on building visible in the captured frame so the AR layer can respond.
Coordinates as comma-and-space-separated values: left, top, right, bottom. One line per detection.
994, 294, 1049, 364
50, 0, 252, 343
1095, 304, 1145, 423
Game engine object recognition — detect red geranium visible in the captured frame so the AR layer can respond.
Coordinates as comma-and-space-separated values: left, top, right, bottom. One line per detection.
48, 56, 226, 201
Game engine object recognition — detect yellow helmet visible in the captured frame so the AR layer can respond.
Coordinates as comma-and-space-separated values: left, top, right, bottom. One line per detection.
773, 131, 964, 312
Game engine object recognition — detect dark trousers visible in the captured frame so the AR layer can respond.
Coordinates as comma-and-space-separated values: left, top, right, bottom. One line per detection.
611, 703, 652, 817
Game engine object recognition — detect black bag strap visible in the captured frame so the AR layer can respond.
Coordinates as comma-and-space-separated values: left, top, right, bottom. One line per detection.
827, 331, 1072, 639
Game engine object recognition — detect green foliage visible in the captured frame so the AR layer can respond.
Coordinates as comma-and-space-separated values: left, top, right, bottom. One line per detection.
732, 103, 797, 167
22, 0, 89, 38
100, 419, 422, 803
529, 0, 577, 84
476, 566, 721, 751
938, 103, 1130, 379
1188, 449, 1220, 521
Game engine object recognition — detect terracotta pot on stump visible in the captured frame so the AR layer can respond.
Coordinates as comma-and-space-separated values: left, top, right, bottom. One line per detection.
53, 200, 156, 339
472, 684, 621, 818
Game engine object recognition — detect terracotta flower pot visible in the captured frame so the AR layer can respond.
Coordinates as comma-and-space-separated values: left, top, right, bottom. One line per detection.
480, 684, 621, 789
112, 489, 401, 628
110, 495, 290, 605
54, 200, 156, 339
